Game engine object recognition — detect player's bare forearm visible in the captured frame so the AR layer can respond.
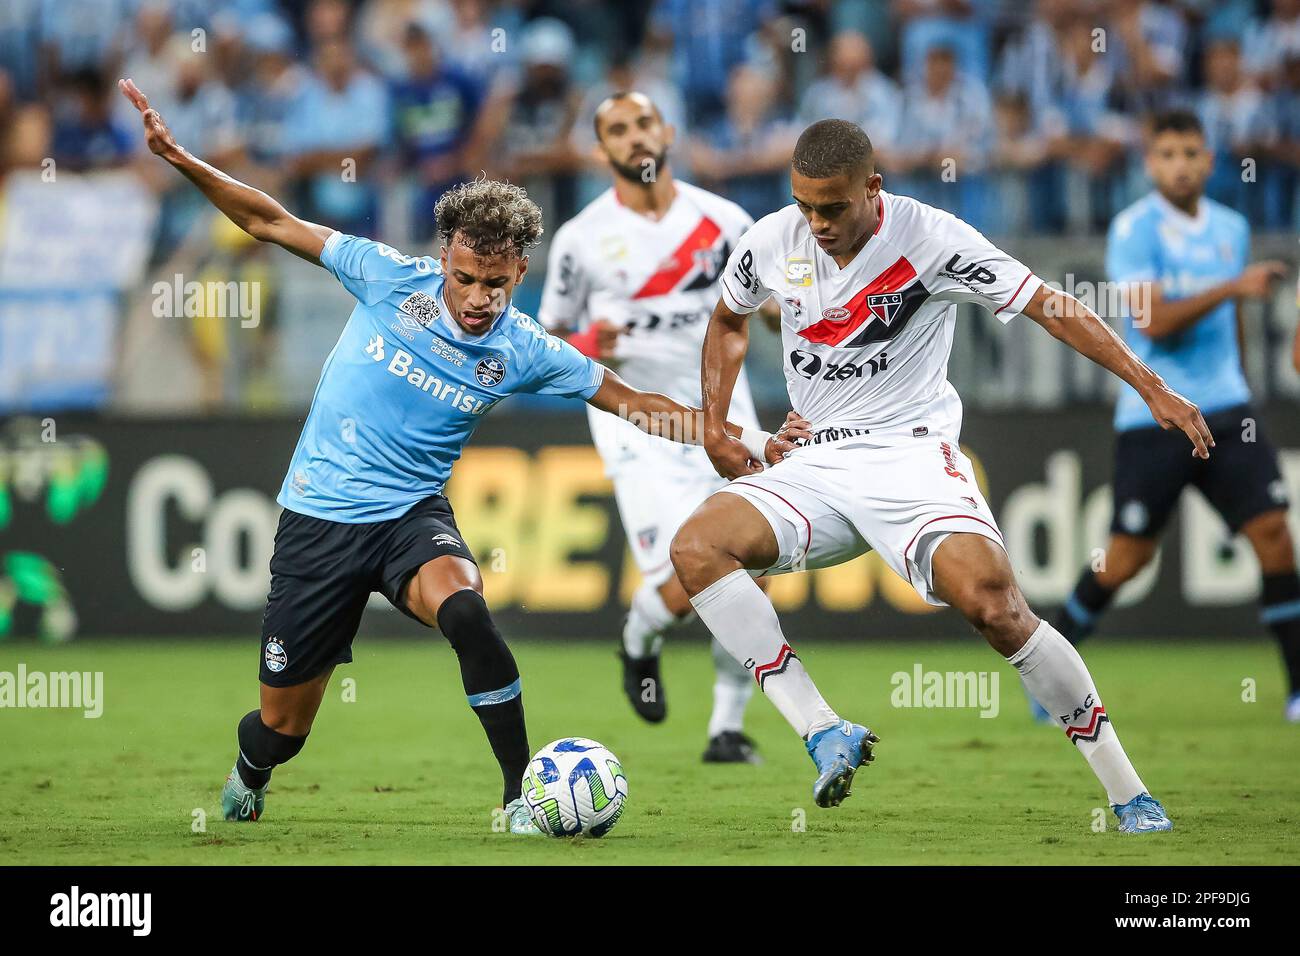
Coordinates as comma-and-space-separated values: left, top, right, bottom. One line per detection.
1135, 261, 1285, 340
1025, 285, 1214, 458
701, 300, 750, 443
118, 78, 331, 263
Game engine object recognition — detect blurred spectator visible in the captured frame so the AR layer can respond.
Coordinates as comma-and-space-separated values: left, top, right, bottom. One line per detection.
895, 0, 992, 88
891, 45, 993, 227
50, 69, 133, 172
987, 91, 1052, 233
440, 0, 522, 93
38, 0, 132, 92
1264, 53, 1300, 227
1110, 0, 1187, 113
648, 0, 778, 127
798, 30, 902, 160
357, 0, 454, 79
0, 0, 42, 101
283, 36, 389, 235
390, 21, 486, 240
1243, 0, 1300, 88
114, 3, 177, 134
488, 18, 584, 227
688, 64, 797, 219
237, 13, 308, 167
1198, 36, 1271, 218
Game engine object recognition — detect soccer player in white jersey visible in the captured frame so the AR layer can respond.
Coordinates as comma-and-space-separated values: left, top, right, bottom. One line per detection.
540, 91, 777, 763
670, 119, 1214, 833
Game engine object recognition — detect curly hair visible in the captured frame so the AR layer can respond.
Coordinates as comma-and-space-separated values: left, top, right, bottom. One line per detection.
434, 178, 544, 257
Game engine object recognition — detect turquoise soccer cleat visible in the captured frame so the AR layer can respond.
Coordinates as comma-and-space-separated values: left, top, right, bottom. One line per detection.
1112, 793, 1173, 833
1285, 691, 1300, 724
504, 797, 543, 835
221, 766, 267, 822
806, 720, 878, 808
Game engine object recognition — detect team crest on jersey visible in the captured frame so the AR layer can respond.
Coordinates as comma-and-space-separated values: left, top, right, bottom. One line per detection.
264, 639, 288, 674
866, 291, 903, 326
785, 258, 813, 286
475, 353, 508, 387
637, 527, 658, 551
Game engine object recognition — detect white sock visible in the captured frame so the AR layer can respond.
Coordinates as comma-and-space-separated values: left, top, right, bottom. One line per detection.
1008, 619, 1147, 806
690, 569, 838, 739
707, 638, 754, 738
623, 582, 678, 659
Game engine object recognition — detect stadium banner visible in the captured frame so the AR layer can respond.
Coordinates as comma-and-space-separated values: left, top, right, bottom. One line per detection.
1, 406, 1297, 641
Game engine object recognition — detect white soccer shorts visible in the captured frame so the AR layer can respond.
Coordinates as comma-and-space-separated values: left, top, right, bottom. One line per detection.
718, 428, 1004, 606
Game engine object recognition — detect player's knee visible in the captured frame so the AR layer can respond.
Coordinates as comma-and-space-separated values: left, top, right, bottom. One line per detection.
238, 710, 308, 768
669, 522, 724, 591
1247, 511, 1295, 572
958, 580, 1033, 649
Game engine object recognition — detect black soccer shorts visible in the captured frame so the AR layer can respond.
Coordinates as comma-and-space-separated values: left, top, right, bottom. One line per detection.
1110, 403, 1290, 539
258, 494, 476, 686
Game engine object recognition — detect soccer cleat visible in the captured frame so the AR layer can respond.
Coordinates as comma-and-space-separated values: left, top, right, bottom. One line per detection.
618, 649, 667, 723
221, 765, 267, 822
702, 730, 762, 764
1112, 793, 1173, 833
1285, 691, 1300, 724
503, 797, 543, 835
806, 720, 878, 808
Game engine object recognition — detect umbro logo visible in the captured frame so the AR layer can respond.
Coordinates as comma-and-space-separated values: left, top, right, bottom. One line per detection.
431, 533, 461, 548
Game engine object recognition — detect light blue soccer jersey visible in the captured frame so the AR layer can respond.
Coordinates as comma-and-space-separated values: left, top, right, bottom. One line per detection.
278, 232, 605, 522
1107, 192, 1251, 432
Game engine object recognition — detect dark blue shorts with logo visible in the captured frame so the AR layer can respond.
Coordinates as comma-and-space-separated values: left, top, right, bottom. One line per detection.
259, 494, 475, 686
1110, 403, 1289, 539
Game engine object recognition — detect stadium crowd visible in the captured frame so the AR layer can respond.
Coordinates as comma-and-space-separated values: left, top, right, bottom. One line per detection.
3, 0, 1300, 241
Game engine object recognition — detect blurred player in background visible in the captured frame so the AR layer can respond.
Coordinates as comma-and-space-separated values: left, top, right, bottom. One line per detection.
1043, 110, 1300, 723
670, 119, 1214, 831
540, 91, 777, 763
119, 78, 805, 832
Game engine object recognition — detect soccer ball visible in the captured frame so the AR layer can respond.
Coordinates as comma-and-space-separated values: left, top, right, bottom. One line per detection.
522, 737, 628, 838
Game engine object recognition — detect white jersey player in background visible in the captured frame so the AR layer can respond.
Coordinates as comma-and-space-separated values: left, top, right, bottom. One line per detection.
669, 120, 1215, 831
540, 91, 779, 763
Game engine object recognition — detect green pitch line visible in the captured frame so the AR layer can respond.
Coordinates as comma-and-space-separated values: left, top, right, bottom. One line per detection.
1, 638, 1297, 865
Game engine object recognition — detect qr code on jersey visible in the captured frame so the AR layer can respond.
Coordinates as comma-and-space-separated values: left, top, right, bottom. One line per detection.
398, 291, 441, 328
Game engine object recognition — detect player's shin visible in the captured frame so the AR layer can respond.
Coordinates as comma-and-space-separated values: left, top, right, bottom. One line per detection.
437, 590, 530, 805
1261, 571, 1300, 695
235, 710, 308, 788
1008, 620, 1147, 806
689, 569, 838, 739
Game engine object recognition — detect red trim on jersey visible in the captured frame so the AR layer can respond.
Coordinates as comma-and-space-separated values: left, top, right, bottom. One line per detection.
902, 513, 1005, 592
797, 255, 917, 346
730, 482, 813, 560
632, 216, 722, 299
995, 273, 1034, 315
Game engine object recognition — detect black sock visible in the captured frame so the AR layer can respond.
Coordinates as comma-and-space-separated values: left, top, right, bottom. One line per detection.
1054, 569, 1117, 645
1261, 572, 1300, 695
234, 710, 307, 789
437, 589, 530, 805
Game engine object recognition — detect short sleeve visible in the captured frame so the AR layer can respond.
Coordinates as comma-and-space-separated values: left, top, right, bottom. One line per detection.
537, 224, 591, 331
926, 216, 1042, 323
1105, 207, 1158, 285
319, 232, 434, 306
719, 230, 773, 315
518, 320, 606, 399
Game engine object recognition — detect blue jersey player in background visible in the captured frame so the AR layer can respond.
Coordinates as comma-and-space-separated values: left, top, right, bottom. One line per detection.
1040, 110, 1300, 723
120, 78, 808, 832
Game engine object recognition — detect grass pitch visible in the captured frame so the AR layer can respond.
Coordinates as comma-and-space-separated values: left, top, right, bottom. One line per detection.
3, 637, 1297, 865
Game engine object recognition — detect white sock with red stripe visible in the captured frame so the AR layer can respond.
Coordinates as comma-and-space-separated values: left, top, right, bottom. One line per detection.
690, 569, 839, 739
623, 582, 678, 659
707, 638, 754, 738
1008, 619, 1146, 806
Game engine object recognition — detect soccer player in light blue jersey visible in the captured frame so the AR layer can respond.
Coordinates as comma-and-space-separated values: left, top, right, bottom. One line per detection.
120, 78, 809, 832
1046, 110, 1300, 723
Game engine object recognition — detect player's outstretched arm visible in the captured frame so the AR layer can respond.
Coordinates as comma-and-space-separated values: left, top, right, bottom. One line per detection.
119, 78, 332, 264
1024, 284, 1214, 459
1132, 261, 1286, 340
586, 369, 809, 467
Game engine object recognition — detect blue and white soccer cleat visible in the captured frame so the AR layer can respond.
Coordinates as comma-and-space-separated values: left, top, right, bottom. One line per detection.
1112, 793, 1173, 833
221, 765, 267, 822
1285, 691, 1300, 724
806, 720, 878, 808
503, 797, 543, 835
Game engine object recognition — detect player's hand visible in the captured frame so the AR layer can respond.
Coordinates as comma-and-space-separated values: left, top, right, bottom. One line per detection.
118, 78, 180, 159
1144, 381, 1214, 459
705, 433, 763, 480
764, 411, 812, 465
590, 319, 625, 360
1234, 261, 1287, 299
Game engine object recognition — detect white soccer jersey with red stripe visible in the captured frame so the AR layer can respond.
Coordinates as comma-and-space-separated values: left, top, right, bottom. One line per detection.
720, 190, 1043, 435
539, 180, 754, 406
